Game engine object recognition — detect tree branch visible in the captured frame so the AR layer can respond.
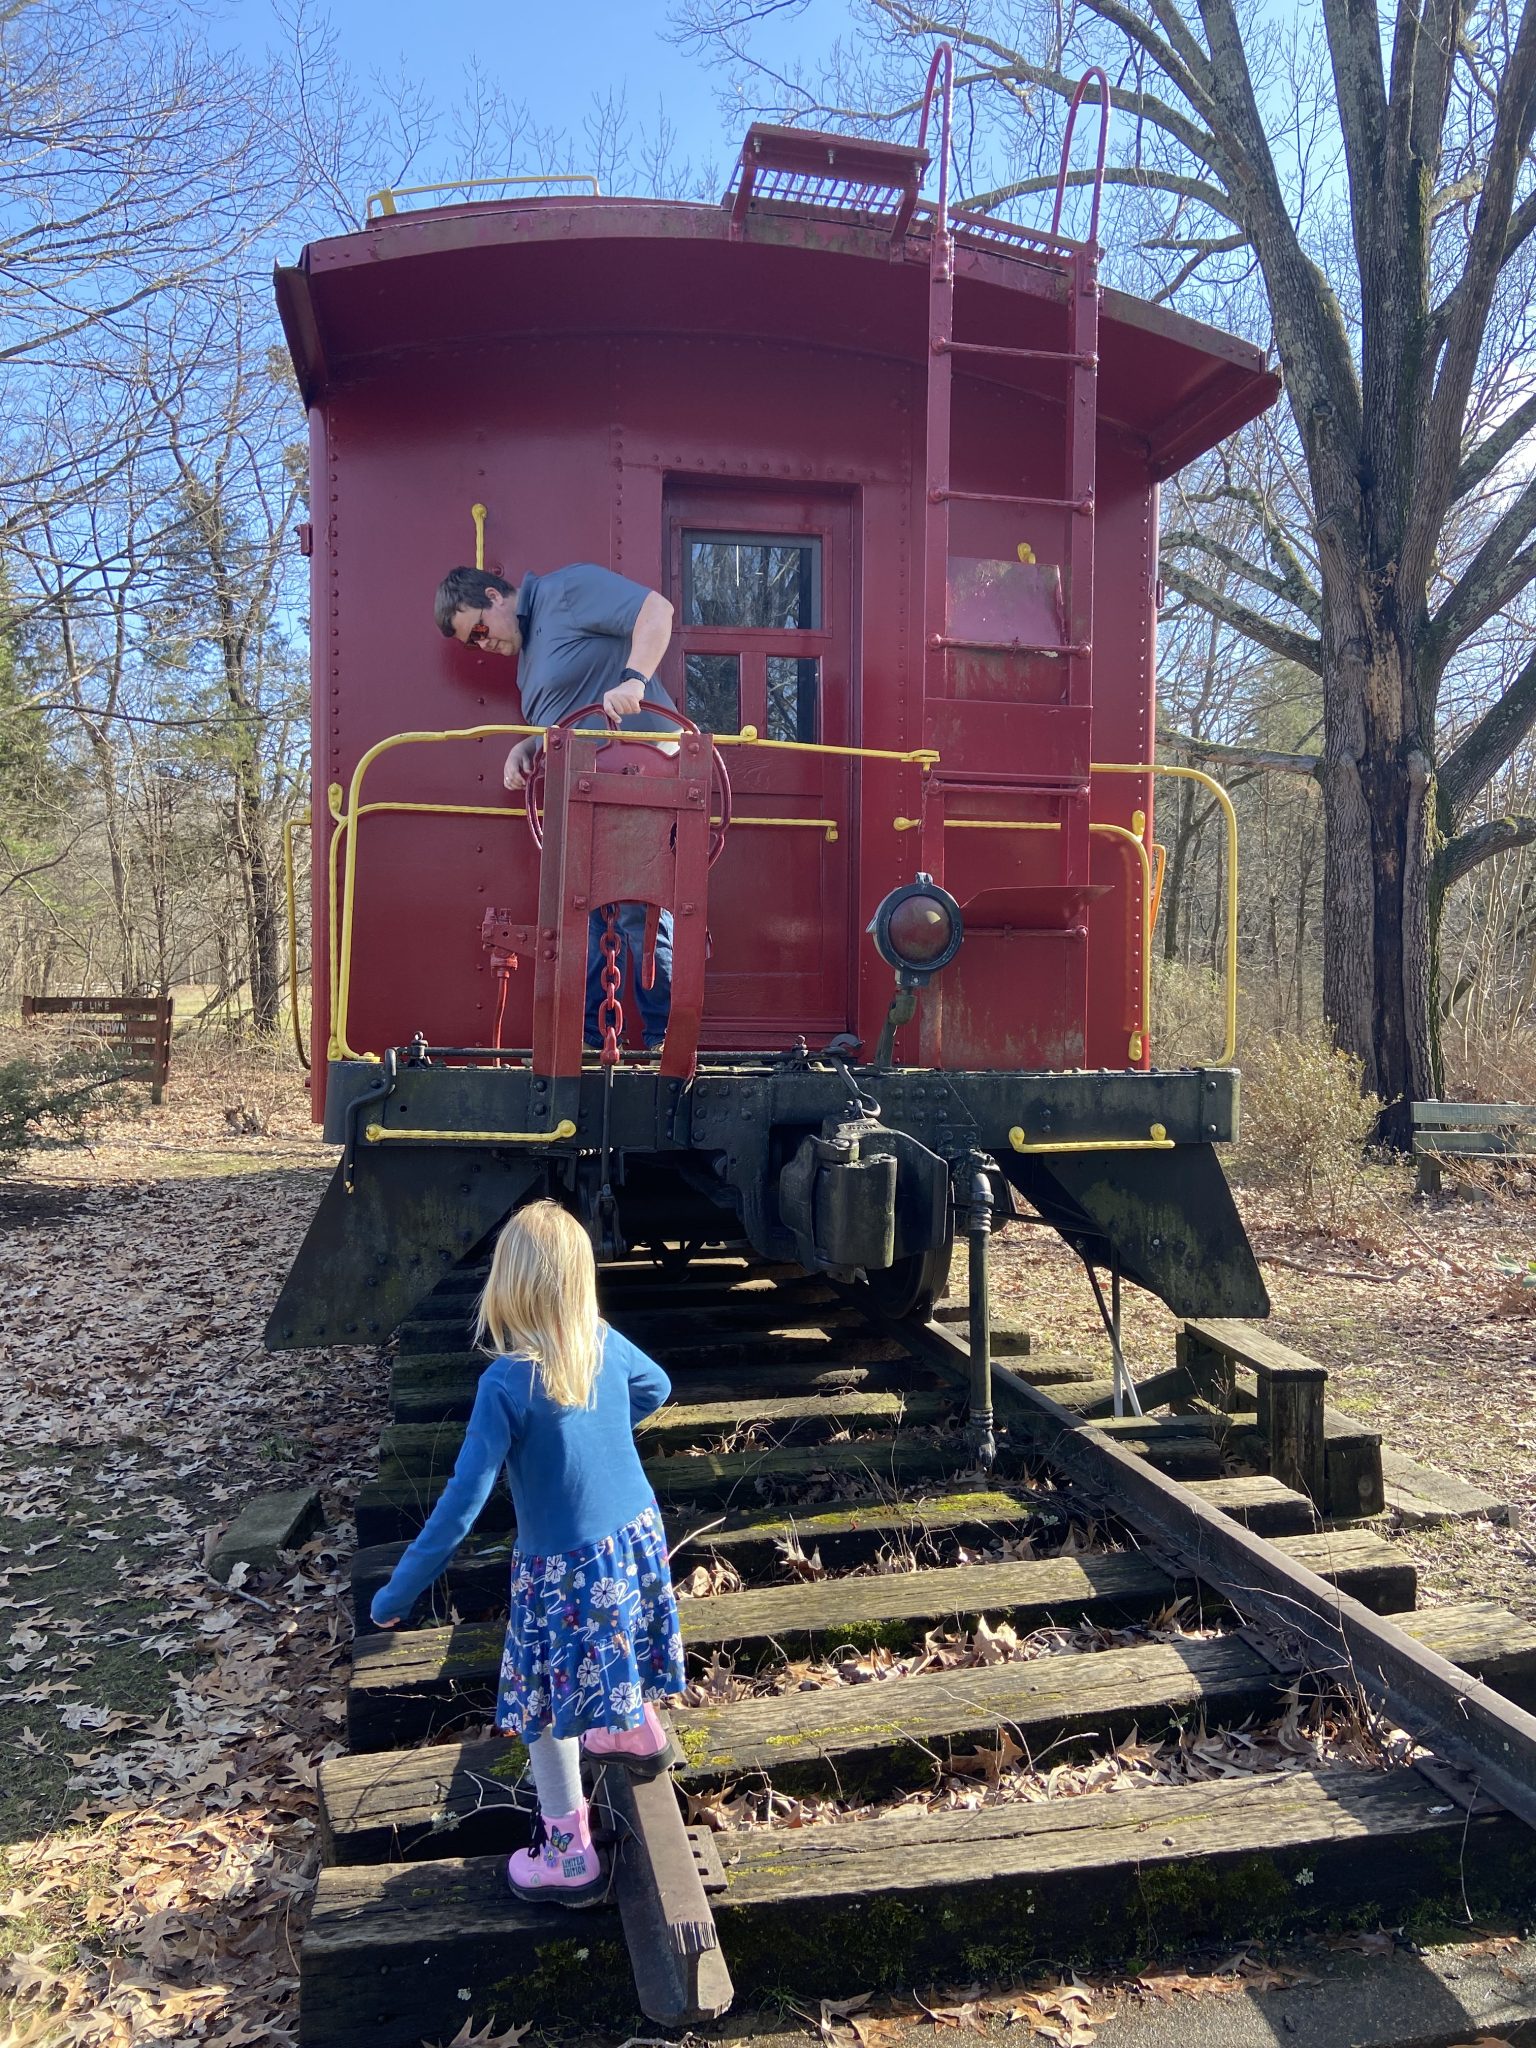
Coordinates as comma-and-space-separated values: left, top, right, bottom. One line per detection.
870, 3, 1225, 164
1439, 644, 1536, 816
1159, 725, 1321, 775
1454, 389, 1536, 504
966, 165, 1244, 229
1414, 1, 1536, 574
1160, 562, 1325, 671
1437, 813, 1536, 889
1162, 524, 1322, 625
1429, 475, 1536, 659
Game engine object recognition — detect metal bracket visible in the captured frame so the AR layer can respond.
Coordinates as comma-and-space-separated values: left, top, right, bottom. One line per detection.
1233, 1622, 1335, 1682
1414, 1753, 1500, 1818
688, 1823, 730, 1893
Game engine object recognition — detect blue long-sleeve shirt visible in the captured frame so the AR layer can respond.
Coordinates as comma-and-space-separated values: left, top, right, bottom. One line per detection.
369, 1329, 671, 1628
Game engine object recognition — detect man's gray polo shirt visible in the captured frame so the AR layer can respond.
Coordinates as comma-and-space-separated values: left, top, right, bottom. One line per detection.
514, 565, 678, 733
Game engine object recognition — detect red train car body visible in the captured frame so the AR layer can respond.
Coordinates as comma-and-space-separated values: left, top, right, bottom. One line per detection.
268, 83, 1280, 1376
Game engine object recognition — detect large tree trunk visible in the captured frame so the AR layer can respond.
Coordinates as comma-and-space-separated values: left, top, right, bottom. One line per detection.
1319, 619, 1441, 1143
246, 810, 283, 1034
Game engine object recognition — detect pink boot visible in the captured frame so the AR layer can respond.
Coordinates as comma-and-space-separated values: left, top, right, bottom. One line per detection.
581, 1701, 678, 1780
506, 1805, 605, 1907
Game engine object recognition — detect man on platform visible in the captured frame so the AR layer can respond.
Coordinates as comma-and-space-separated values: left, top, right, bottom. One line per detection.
434, 562, 677, 1052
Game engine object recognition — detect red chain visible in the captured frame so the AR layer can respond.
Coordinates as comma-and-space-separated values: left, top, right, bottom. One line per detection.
598, 905, 624, 1065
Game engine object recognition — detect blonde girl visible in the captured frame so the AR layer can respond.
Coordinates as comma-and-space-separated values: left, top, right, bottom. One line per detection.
369, 1200, 685, 1904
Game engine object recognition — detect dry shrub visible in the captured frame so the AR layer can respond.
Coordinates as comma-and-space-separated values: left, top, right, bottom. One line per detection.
1443, 1026, 1536, 1106
1236, 1028, 1383, 1226
1149, 959, 1227, 1066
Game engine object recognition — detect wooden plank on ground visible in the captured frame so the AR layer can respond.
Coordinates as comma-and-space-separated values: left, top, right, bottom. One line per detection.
328, 1632, 1282, 1819
1055, 1367, 1195, 1417
354, 1436, 970, 1547
1005, 1352, 1103, 1387
342, 1530, 1420, 1751
304, 1766, 1535, 2048
1381, 1446, 1511, 1527
389, 1350, 916, 1424
378, 1391, 953, 1473
350, 1489, 1043, 1626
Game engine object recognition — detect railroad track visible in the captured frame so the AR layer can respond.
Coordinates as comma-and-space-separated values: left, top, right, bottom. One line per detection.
301, 1256, 1536, 2047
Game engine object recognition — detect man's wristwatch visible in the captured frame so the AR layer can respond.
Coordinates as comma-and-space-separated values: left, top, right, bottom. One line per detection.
618, 667, 650, 688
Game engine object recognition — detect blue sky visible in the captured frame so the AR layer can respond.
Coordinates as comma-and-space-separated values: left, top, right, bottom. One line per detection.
223, 0, 855, 205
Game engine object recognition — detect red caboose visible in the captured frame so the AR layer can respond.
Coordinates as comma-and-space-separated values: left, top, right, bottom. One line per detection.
269, 66, 1278, 1431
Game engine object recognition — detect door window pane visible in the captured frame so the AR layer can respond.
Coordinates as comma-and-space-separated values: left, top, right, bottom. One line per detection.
684, 653, 741, 733
684, 534, 821, 630
766, 656, 819, 744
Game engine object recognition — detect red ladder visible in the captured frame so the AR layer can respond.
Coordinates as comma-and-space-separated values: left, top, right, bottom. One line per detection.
913, 53, 1113, 1067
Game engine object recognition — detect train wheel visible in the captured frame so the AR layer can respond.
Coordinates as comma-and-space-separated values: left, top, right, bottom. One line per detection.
859, 1241, 953, 1321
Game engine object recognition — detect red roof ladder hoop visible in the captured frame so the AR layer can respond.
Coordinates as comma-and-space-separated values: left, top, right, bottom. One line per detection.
915, 48, 1112, 942
727, 124, 929, 242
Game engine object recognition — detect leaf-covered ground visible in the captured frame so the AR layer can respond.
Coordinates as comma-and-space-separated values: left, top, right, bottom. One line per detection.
0, 1047, 1532, 2045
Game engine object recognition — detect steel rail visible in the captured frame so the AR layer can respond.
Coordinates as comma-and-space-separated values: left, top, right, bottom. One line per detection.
890, 1311, 1536, 1830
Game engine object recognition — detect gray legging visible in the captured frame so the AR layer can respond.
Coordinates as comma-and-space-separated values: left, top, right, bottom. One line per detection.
526, 1726, 583, 1817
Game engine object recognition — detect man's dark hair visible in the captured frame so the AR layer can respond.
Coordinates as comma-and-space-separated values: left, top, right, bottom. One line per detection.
435, 566, 515, 637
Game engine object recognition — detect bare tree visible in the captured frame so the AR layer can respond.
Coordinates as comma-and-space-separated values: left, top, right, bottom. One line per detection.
676, 0, 1536, 1136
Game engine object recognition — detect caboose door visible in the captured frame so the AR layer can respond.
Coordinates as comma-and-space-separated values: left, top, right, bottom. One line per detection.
664, 488, 854, 1047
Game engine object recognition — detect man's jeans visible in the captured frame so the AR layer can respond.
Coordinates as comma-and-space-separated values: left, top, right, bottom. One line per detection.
585, 902, 673, 1050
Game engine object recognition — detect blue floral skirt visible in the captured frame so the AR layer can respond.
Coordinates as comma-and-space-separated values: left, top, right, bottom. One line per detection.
496, 1502, 687, 1739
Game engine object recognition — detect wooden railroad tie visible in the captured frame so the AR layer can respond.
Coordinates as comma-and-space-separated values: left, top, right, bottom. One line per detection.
340, 1529, 1421, 1752
306, 1738, 1536, 2047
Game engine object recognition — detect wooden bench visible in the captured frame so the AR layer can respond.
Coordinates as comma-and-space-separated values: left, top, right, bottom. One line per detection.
1177, 1319, 1384, 1519
1412, 1100, 1536, 1194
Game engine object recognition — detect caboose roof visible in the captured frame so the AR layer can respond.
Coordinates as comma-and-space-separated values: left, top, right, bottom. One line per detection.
276, 190, 1278, 478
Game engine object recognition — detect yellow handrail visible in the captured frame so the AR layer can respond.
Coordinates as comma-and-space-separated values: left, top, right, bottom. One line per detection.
1009, 1122, 1172, 1154
283, 816, 312, 1071
1149, 842, 1168, 929
366, 174, 602, 218
1093, 762, 1238, 1065
364, 1120, 577, 1145
1089, 822, 1152, 1064
333, 726, 539, 1058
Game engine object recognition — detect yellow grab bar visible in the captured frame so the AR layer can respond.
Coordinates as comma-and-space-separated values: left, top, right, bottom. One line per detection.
367, 174, 602, 218
334, 726, 540, 1058
1093, 763, 1238, 1065
562, 723, 938, 769
283, 816, 312, 1071
1009, 1123, 1172, 1154
1088, 823, 1151, 1064
364, 1120, 577, 1145
1149, 842, 1168, 929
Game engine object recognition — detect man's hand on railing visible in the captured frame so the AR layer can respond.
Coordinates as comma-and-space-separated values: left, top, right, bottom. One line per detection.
504, 735, 542, 791
602, 678, 646, 720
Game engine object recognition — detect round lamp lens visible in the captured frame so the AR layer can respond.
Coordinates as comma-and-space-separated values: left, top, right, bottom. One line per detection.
887, 893, 954, 964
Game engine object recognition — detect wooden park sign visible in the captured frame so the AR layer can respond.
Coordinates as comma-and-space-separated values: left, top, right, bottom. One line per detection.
20, 994, 174, 1103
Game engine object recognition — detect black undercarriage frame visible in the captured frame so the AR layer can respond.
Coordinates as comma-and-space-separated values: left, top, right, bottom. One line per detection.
266, 1051, 1268, 1356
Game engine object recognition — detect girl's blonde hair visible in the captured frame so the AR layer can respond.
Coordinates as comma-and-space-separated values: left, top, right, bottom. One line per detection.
475, 1200, 603, 1408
